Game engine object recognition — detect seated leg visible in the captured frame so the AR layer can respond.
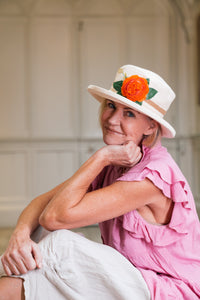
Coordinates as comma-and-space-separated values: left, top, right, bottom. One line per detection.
0, 277, 25, 300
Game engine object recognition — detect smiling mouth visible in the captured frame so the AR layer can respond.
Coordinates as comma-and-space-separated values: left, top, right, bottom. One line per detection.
105, 126, 123, 135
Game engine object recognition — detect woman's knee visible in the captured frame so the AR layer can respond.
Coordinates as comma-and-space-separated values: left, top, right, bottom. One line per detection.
38, 229, 77, 258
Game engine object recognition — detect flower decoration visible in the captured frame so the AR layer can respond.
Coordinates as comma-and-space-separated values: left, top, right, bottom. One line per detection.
121, 75, 149, 102
113, 74, 158, 106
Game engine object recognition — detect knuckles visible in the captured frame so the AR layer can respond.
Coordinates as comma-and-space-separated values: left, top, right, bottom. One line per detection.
2, 247, 37, 273
109, 142, 142, 167
124, 144, 141, 165
26, 260, 37, 271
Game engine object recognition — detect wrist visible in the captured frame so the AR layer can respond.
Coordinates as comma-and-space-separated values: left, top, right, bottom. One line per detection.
95, 146, 110, 167
13, 224, 32, 239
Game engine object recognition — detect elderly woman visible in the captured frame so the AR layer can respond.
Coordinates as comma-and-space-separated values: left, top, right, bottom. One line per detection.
0, 65, 200, 300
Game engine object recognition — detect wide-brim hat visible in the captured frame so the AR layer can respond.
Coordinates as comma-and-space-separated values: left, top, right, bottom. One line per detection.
88, 65, 176, 138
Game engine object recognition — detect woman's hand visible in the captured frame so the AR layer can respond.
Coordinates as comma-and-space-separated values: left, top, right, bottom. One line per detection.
101, 140, 142, 167
1, 230, 42, 276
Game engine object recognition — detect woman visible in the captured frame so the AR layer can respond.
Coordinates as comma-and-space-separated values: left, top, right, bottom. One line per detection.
0, 65, 200, 299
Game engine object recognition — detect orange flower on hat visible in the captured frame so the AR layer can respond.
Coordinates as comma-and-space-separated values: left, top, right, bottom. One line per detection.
121, 75, 149, 102
113, 74, 158, 106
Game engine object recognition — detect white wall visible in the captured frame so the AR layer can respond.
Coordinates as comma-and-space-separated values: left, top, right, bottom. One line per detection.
0, 0, 199, 226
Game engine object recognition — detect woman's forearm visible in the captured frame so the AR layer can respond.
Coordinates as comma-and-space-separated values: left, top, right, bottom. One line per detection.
14, 196, 51, 237
39, 148, 108, 229
2, 181, 68, 276
13, 181, 68, 237
13, 147, 106, 235
39, 142, 141, 230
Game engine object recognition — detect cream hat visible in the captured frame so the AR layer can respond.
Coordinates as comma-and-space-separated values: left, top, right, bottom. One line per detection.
88, 65, 176, 138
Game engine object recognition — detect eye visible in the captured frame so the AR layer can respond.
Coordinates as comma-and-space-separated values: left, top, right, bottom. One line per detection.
106, 101, 116, 109
125, 110, 135, 117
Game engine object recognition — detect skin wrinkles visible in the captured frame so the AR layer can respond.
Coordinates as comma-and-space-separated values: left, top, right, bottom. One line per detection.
101, 100, 156, 146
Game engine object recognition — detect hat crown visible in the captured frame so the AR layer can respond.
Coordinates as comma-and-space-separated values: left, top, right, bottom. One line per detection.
87, 64, 176, 138
112, 65, 175, 112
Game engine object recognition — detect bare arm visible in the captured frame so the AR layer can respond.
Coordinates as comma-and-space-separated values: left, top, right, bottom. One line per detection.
1, 141, 142, 275
1, 180, 67, 276
39, 141, 162, 231
14, 181, 67, 236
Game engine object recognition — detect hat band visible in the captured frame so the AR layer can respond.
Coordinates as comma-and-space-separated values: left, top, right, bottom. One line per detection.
110, 87, 166, 116
144, 99, 166, 116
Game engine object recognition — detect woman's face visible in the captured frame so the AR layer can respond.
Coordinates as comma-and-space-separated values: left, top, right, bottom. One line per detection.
101, 99, 156, 146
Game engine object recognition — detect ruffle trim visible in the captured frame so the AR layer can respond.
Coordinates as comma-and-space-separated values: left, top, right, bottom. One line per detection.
120, 205, 191, 246
117, 164, 193, 247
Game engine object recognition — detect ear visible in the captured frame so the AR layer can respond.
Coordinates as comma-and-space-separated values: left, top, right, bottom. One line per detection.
143, 120, 158, 136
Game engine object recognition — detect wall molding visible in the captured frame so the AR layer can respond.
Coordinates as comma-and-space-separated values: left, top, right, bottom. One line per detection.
0, 136, 199, 226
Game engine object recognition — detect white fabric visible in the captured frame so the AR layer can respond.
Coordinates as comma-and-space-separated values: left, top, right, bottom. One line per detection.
1, 228, 150, 300
0, 255, 6, 277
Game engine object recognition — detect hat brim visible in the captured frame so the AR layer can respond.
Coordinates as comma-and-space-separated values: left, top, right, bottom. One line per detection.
88, 85, 176, 138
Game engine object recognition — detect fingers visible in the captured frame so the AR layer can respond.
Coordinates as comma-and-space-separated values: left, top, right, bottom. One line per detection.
104, 141, 142, 167
20, 248, 37, 271
123, 141, 142, 166
2, 252, 36, 276
135, 150, 142, 164
2, 259, 12, 276
2, 255, 22, 276
1, 242, 42, 276
32, 243, 42, 269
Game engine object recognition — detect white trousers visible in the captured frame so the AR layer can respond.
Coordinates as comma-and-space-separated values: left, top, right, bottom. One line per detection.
1, 228, 150, 300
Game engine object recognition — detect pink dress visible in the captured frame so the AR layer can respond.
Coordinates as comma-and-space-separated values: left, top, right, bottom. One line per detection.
92, 143, 200, 299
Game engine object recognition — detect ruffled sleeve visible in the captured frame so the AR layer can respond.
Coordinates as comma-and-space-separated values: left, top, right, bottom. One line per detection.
116, 144, 196, 246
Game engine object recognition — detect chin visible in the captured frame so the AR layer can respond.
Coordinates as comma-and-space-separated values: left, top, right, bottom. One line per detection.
103, 136, 124, 145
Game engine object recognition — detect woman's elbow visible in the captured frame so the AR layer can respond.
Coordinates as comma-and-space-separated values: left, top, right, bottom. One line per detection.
39, 211, 56, 231
39, 209, 72, 231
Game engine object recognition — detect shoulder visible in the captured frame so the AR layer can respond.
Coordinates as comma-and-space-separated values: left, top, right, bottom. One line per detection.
117, 143, 190, 200
118, 143, 175, 181
141, 143, 174, 169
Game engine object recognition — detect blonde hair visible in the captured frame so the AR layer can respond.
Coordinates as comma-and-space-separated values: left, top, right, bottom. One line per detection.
142, 125, 161, 148
99, 99, 107, 127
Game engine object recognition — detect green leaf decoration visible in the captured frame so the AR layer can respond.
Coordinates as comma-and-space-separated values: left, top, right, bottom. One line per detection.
113, 80, 123, 95
146, 78, 150, 85
135, 101, 143, 106
146, 88, 158, 100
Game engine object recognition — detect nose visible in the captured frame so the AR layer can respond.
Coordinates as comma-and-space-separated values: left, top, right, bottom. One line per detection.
107, 109, 122, 125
